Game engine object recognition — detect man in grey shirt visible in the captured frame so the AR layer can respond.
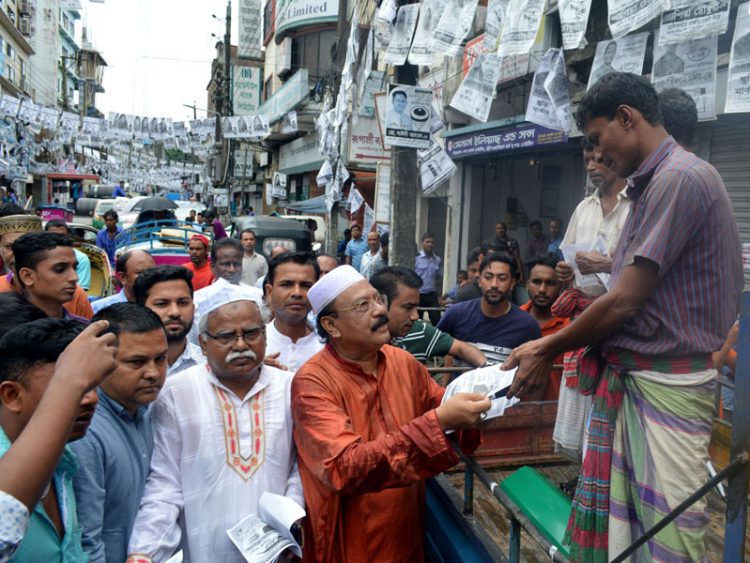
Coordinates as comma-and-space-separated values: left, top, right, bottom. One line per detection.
240, 228, 268, 286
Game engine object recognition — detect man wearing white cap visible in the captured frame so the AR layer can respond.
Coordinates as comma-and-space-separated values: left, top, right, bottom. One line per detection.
292, 266, 491, 563
127, 283, 303, 563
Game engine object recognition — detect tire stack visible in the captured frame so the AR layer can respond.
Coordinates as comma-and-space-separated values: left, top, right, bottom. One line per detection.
76, 198, 99, 216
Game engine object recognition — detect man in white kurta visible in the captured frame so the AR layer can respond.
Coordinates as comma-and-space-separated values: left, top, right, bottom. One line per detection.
127, 283, 302, 563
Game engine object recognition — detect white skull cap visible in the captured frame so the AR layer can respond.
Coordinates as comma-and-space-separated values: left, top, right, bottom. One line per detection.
307, 265, 366, 315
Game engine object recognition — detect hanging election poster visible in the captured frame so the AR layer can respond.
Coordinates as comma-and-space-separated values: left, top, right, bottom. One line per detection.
430, 0, 479, 56
651, 33, 717, 120
484, 0, 509, 52
358, 71, 386, 118
558, 0, 592, 50
408, 0, 450, 65
659, 0, 729, 45
384, 84, 432, 149
281, 111, 298, 134
526, 48, 571, 132
238, 0, 263, 59
725, 2, 750, 113
496, 0, 546, 57
587, 32, 649, 90
418, 140, 457, 194
450, 53, 502, 122
374, 0, 397, 52
608, 0, 666, 39
384, 5, 420, 65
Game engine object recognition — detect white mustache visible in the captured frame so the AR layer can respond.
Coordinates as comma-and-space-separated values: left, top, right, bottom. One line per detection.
225, 350, 258, 363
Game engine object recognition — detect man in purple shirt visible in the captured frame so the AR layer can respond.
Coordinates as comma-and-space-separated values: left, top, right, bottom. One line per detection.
414, 232, 442, 325
505, 73, 742, 561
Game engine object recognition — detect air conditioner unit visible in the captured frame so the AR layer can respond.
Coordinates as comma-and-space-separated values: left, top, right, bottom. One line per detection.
18, 18, 31, 36
276, 37, 292, 78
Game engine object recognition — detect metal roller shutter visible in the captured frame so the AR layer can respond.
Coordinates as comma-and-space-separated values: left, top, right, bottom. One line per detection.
710, 115, 750, 244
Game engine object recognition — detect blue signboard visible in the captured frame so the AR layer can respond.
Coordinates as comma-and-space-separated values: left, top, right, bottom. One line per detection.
444, 123, 569, 159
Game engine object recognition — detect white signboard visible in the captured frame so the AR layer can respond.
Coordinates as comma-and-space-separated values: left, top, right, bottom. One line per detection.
497, 0, 546, 57
348, 117, 390, 165
375, 162, 392, 226
588, 32, 649, 90
725, 2, 750, 113
608, 0, 667, 39
408, 0, 450, 65
384, 5, 420, 66
526, 48, 571, 132
257, 69, 309, 124
559, 0, 592, 50
233, 65, 262, 115
430, 0, 479, 56
652, 33, 717, 121
279, 134, 320, 172
450, 53, 502, 122
275, 0, 338, 36
659, 0, 730, 45
239, 0, 263, 59
384, 84, 432, 149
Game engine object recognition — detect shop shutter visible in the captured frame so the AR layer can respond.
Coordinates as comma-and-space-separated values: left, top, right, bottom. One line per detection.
711, 115, 750, 244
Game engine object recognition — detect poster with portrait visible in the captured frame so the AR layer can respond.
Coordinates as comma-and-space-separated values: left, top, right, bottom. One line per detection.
496, 0, 546, 57
651, 33, 717, 120
430, 0, 479, 56
374, 0, 397, 52
108, 112, 134, 138
587, 32, 649, 90
418, 140, 457, 194
250, 114, 271, 138
484, 0, 509, 52
17, 100, 40, 124
725, 2, 750, 113
526, 48, 571, 132
384, 84, 432, 149
384, 4, 420, 66
558, 0, 592, 50
408, 0, 450, 65
449, 53, 502, 122
38, 107, 61, 132
0, 96, 20, 118
358, 71, 386, 118
282, 112, 298, 134
272, 171, 288, 199
608, 0, 666, 38
659, 0, 729, 45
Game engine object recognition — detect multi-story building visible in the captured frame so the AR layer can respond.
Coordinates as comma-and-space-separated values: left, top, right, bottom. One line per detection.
57, 4, 79, 109
0, 0, 34, 97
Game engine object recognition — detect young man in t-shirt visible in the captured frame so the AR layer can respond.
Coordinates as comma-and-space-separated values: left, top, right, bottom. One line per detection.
437, 252, 540, 368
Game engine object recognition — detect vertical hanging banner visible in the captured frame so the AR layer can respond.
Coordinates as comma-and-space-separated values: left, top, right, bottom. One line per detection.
587, 32, 649, 89
384, 84, 432, 149
484, 0, 509, 52
526, 48, 571, 132
558, 0, 592, 50
418, 140, 457, 194
238, 0, 263, 59
408, 0, 450, 65
384, 5, 420, 65
607, 0, 666, 38
233, 66, 262, 115
658, 0, 729, 45
497, 0, 546, 57
430, 0, 479, 56
725, 2, 750, 113
652, 32, 717, 120
450, 53, 502, 122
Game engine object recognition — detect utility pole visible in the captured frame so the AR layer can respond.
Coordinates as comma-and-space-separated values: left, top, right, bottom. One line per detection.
389, 62, 419, 268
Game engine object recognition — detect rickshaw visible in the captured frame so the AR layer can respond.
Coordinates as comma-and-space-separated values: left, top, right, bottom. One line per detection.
230, 215, 313, 257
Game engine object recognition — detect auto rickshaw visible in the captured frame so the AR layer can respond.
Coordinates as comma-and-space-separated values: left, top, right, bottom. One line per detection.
231, 215, 313, 257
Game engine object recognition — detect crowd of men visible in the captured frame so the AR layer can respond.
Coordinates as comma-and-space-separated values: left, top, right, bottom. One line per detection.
0, 75, 742, 563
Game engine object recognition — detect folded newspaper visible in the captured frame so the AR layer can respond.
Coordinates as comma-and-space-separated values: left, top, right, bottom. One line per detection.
442, 364, 520, 421
227, 492, 305, 563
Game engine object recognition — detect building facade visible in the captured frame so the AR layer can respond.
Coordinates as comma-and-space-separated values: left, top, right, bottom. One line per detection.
0, 0, 33, 97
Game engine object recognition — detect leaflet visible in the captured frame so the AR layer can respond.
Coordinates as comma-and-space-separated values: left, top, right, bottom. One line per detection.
442, 365, 520, 422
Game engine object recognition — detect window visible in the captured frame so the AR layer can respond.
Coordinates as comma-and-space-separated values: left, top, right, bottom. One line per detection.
6, 64, 16, 84
263, 0, 275, 44
5, 43, 14, 61
263, 75, 273, 102
7, 7, 15, 24
290, 30, 336, 81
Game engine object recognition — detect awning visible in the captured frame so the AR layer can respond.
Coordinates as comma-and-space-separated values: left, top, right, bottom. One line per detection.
279, 194, 327, 214
278, 159, 325, 176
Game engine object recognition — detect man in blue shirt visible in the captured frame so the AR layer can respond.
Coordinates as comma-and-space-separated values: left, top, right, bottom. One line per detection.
96, 210, 122, 267
112, 181, 126, 198
438, 252, 540, 365
547, 218, 564, 260
344, 224, 368, 271
72, 303, 169, 563
414, 232, 442, 325
92, 250, 155, 314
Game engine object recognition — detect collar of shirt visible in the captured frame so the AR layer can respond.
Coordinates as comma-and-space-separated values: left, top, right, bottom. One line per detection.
323, 343, 388, 381
206, 363, 272, 403
169, 341, 205, 375
96, 388, 147, 423
519, 301, 568, 333
627, 136, 677, 199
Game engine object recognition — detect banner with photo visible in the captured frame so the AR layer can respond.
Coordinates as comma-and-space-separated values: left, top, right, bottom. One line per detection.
384, 5, 420, 66
430, 0, 479, 56
659, 0, 729, 45
652, 32, 717, 120
374, 0, 397, 52
496, 0, 546, 57
484, 0, 509, 52
608, 0, 666, 38
587, 32, 649, 90
725, 1, 750, 113
384, 84, 432, 149
408, 0, 450, 65
450, 52, 502, 122
418, 140, 457, 194
559, 0, 592, 50
526, 48, 571, 132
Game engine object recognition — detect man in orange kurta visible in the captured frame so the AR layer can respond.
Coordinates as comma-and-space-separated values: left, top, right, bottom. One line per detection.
293, 266, 489, 562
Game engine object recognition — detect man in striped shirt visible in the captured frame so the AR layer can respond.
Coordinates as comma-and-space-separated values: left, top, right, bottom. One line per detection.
505, 72, 742, 561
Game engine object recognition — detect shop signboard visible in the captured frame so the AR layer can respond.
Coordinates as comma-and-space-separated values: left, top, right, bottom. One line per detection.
444, 122, 568, 158
275, 0, 338, 36
257, 69, 309, 124
233, 65, 263, 115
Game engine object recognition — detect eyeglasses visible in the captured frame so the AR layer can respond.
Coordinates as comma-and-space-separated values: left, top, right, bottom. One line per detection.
335, 294, 388, 315
204, 327, 266, 346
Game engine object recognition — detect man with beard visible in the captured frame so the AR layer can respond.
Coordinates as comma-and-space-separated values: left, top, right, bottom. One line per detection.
128, 283, 302, 563
181, 234, 213, 291
208, 237, 243, 286
0, 319, 116, 561
134, 265, 204, 376
92, 250, 155, 313
519, 255, 568, 400
292, 265, 489, 562
71, 304, 168, 563
264, 252, 322, 373
438, 253, 540, 368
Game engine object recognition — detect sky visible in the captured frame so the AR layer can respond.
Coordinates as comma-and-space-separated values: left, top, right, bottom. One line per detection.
82, 0, 243, 121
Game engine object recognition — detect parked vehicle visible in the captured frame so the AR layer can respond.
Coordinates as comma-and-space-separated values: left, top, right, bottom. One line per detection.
279, 214, 326, 252
230, 215, 313, 257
